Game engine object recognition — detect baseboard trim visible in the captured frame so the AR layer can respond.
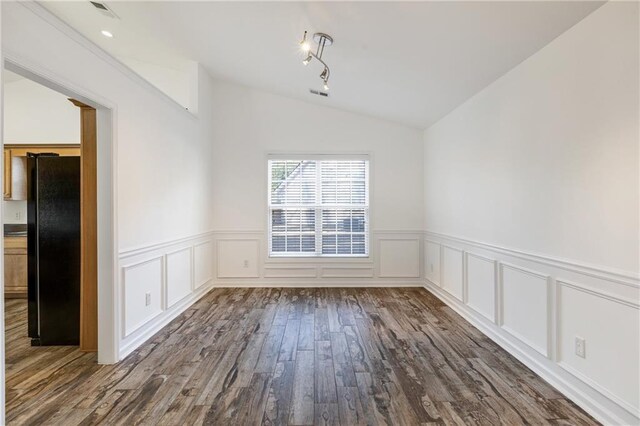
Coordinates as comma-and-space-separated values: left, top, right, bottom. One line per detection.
118, 282, 214, 360
423, 280, 636, 425
212, 280, 424, 288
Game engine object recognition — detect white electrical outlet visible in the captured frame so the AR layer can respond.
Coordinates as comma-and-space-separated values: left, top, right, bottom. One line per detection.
243, 260, 249, 268
145, 292, 152, 307
575, 336, 586, 358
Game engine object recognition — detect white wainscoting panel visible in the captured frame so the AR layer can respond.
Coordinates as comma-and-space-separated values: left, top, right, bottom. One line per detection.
217, 239, 260, 278
118, 232, 215, 360
194, 241, 213, 289
122, 257, 164, 337
166, 248, 193, 308
425, 241, 441, 286
442, 246, 464, 301
321, 266, 375, 278
557, 280, 640, 416
466, 253, 496, 322
423, 231, 640, 425
264, 266, 318, 278
378, 238, 420, 278
500, 263, 549, 356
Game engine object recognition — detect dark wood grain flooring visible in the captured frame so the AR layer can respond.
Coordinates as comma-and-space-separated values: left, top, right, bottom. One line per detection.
5, 288, 599, 425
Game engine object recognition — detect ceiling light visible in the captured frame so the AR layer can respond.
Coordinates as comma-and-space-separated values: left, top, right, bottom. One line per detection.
101, 30, 113, 38
298, 31, 334, 93
299, 31, 310, 52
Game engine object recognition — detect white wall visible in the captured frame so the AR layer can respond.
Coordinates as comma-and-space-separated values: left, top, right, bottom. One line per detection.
2, 2, 216, 361
3, 74, 80, 143
424, 2, 638, 275
423, 3, 639, 424
118, 57, 193, 111
210, 80, 424, 285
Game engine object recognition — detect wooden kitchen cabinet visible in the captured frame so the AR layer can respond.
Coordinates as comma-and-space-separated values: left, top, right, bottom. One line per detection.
4, 236, 27, 298
3, 144, 80, 200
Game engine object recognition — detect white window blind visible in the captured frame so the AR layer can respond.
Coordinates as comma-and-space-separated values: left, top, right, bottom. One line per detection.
268, 158, 369, 257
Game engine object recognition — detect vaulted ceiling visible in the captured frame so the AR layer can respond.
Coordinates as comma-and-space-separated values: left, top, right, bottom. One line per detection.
43, 1, 603, 128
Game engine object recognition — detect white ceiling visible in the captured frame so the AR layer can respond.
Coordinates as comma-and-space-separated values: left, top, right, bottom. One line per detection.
42, 1, 603, 128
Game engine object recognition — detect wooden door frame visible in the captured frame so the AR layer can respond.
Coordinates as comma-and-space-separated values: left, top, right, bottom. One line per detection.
69, 99, 98, 352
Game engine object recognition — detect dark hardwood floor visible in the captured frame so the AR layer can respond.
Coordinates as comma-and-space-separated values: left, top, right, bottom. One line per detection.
5, 288, 598, 425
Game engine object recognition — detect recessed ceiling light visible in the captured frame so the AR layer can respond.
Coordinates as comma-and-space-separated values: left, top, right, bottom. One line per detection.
101, 30, 113, 38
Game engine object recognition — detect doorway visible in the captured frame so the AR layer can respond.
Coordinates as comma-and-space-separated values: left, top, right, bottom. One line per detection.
1, 58, 117, 421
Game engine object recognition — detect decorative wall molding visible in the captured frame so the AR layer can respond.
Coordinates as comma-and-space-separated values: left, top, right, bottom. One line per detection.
423, 233, 640, 425
499, 262, 550, 357
214, 280, 424, 288
464, 252, 497, 323
119, 230, 215, 259
118, 232, 214, 359
264, 266, 318, 278
556, 279, 640, 418
211, 230, 424, 284
425, 230, 639, 287
321, 266, 375, 278
377, 238, 421, 278
424, 279, 635, 426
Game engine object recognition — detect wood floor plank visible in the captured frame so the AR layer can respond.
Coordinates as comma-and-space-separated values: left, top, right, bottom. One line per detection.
4, 289, 600, 425
289, 350, 315, 425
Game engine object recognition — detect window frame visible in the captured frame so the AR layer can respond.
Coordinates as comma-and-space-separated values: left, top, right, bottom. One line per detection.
267, 155, 370, 258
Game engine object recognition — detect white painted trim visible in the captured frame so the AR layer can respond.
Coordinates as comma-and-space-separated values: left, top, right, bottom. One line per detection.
440, 244, 464, 301
120, 255, 165, 338
555, 279, 640, 417
557, 279, 640, 309
119, 230, 215, 259
557, 361, 640, 419
499, 262, 551, 358
320, 266, 375, 278
424, 280, 636, 425
212, 280, 424, 288
165, 246, 194, 309
425, 230, 639, 286
263, 266, 319, 278
216, 238, 261, 278
193, 241, 214, 289
119, 282, 215, 359
464, 252, 497, 323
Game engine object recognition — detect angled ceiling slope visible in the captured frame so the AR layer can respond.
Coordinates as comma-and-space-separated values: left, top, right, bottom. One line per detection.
43, 1, 604, 129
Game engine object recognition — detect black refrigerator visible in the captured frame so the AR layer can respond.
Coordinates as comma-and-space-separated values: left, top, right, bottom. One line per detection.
27, 153, 81, 346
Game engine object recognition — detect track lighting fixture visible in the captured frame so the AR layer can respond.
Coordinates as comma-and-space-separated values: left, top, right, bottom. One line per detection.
299, 30, 333, 92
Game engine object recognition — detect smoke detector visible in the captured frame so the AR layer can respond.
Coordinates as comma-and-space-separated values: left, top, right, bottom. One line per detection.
89, 1, 119, 19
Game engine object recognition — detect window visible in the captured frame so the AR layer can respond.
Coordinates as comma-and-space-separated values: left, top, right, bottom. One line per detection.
268, 158, 369, 257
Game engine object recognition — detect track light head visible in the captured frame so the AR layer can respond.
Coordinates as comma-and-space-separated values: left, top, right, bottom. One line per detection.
323, 81, 329, 91
299, 31, 311, 52
302, 55, 312, 66
319, 68, 328, 80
